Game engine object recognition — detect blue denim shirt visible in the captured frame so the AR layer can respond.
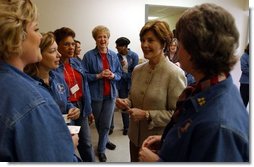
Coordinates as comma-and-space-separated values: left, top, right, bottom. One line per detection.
117, 49, 139, 90
55, 58, 92, 116
0, 62, 77, 162
32, 71, 75, 114
239, 53, 249, 84
185, 72, 195, 85
82, 47, 122, 101
159, 75, 249, 162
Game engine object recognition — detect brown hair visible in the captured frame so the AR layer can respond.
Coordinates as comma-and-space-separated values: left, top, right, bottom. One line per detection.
24, 32, 55, 76
139, 20, 173, 53
175, 3, 239, 76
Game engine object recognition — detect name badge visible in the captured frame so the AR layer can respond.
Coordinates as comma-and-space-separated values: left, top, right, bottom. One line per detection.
62, 114, 71, 124
70, 84, 79, 94
68, 125, 81, 134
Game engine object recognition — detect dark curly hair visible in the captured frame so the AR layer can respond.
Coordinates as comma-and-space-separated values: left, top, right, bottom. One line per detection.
53, 27, 75, 45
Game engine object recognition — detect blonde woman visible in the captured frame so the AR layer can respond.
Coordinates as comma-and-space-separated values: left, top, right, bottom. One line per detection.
0, 0, 77, 162
25, 32, 80, 124
82, 25, 122, 162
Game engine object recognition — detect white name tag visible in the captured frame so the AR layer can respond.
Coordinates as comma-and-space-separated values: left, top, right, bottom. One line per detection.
62, 114, 71, 124
70, 84, 79, 94
68, 125, 81, 134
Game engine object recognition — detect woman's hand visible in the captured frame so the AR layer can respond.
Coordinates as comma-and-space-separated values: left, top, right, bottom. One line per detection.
67, 108, 80, 120
97, 69, 114, 79
116, 98, 130, 110
142, 135, 161, 150
104, 69, 115, 79
139, 135, 161, 162
139, 147, 160, 162
128, 108, 146, 122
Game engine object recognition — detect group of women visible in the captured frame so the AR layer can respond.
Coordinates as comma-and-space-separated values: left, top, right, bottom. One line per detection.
0, 0, 249, 162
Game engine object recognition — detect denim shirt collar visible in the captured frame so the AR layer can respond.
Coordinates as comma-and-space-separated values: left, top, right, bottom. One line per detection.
93, 47, 115, 57
58, 58, 84, 76
32, 71, 55, 89
186, 75, 233, 112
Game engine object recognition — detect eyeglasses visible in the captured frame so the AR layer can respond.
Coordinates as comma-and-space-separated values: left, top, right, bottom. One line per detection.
63, 42, 76, 47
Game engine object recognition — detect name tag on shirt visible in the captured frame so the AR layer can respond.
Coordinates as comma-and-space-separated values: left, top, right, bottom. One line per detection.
70, 84, 79, 94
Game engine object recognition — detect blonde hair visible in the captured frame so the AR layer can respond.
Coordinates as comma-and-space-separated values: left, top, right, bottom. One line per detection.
40, 32, 55, 54
0, 0, 38, 60
92, 25, 110, 40
170, 38, 178, 46
24, 32, 55, 76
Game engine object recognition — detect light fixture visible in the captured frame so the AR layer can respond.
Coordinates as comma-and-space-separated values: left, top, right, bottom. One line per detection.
148, 16, 159, 20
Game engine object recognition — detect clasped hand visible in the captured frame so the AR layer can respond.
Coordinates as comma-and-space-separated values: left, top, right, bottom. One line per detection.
139, 135, 161, 162
116, 98, 147, 121
98, 69, 114, 79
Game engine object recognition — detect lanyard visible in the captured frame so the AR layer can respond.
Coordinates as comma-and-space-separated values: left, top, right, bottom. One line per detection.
64, 64, 79, 98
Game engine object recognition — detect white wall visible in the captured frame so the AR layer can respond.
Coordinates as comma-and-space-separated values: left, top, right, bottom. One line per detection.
33, 0, 249, 87
164, 13, 185, 31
